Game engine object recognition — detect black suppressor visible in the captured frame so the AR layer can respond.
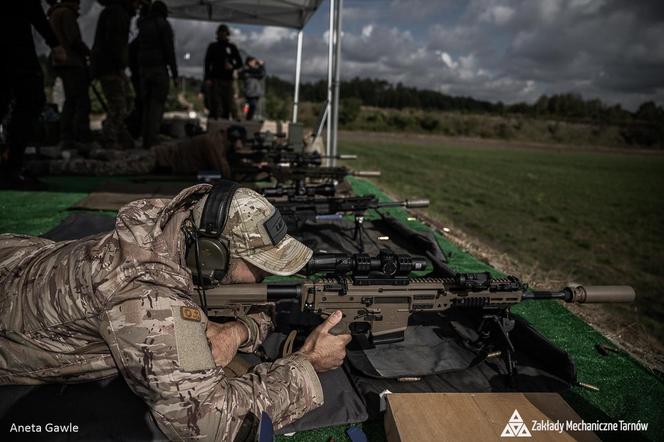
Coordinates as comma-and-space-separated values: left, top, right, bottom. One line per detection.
305, 250, 428, 277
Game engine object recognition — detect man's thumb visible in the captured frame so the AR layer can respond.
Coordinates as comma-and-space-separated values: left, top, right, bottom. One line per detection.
319, 310, 342, 333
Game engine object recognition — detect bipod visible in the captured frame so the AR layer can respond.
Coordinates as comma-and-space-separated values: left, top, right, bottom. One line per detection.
353, 215, 366, 252
478, 312, 518, 384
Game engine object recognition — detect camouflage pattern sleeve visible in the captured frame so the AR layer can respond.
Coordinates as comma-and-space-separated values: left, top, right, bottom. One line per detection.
235, 312, 273, 353
99, 285, 323, 440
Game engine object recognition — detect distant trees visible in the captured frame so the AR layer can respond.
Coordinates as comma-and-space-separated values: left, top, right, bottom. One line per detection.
265, 76, 664, 128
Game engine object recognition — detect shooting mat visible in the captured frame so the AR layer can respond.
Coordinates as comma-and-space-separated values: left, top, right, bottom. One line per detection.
292, 217, 451, 276
69, 181, 186, 211
345, 313, 576, 418
42, 213, 116, 241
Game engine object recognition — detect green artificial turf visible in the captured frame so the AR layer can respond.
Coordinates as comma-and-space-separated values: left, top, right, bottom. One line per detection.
0, 174, 661, 441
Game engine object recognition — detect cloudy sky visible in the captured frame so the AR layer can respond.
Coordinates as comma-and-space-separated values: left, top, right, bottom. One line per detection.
59, 0, 664, 110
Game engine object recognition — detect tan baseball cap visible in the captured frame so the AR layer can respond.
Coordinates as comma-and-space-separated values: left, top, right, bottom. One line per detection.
222, 187, 312, 276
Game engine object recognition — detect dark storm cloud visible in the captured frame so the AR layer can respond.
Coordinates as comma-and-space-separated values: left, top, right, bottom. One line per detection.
50, 0, 663, 110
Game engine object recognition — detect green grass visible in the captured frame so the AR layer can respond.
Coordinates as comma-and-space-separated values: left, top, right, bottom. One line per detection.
0, 176, 130, 236
339, 137, 664, 345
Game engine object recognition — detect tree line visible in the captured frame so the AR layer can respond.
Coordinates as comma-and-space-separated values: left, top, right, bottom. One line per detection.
266, 76, 664, 127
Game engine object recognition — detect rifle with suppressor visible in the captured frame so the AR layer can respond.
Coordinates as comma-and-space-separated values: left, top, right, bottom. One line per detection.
230, 161, 380, 185
200, 250, 635, 377
271, 165, 381, 183
269, 152, 357, 168
262, 182, 338, 199
233, 149, 357, 168
272, 194, 430, 250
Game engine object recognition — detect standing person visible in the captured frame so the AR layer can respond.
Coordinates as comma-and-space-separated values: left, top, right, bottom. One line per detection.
126, 0, 152, 139
90, 0, 138, 150
204, 24, 243, 120
241, 57, 266, 121
47, 0, 94, 153
137, 0, 178, 149
0, 1, 66, 189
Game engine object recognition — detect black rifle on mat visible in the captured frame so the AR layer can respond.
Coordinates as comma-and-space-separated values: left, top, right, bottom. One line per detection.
272, 194, 429, 250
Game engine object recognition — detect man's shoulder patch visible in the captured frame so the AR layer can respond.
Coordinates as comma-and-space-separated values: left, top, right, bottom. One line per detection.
171, 306, 215, 372
181, 306, 201, 322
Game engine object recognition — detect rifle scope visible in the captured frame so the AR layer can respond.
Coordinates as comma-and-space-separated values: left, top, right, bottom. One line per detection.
262, 183, 337, 198
305, 250, 428, 277
275, 153, 357, 167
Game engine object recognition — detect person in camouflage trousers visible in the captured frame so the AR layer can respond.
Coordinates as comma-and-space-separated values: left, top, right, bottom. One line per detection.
90, 0, 138, 149
0, 184, 350, 440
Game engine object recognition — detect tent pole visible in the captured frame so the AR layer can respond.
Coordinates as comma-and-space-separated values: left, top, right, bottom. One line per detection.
331, 0, 343, 165
292, 29, 304, 123
326, 0, 335, 160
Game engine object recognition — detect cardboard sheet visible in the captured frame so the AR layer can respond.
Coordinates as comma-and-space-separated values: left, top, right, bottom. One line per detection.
385, 392, 599, 442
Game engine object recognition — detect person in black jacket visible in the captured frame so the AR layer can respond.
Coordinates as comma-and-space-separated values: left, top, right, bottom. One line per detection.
48, 0, 94, 151
90, 0, 139, 149
137, 1, 178, 149
203, 24, 243, 120
126, 0, 152, 139
0, 1, 66, 189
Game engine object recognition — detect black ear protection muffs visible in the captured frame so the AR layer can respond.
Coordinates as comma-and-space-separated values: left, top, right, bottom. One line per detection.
186, 180, 241, 288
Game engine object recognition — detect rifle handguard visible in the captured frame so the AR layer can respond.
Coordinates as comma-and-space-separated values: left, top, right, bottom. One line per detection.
565, 285, 636, 303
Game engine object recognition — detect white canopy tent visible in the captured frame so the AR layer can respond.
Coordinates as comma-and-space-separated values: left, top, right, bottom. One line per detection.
163, 0, 344, 161
163, 0, 321, 29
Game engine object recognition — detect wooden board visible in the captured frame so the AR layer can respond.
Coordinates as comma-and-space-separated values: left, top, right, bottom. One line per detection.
385, 393, 600, 442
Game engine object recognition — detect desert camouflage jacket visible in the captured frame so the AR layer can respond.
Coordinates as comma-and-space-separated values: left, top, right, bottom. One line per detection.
0, 184, 323, 440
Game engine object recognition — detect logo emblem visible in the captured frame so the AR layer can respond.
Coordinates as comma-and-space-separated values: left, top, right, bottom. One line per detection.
180, 306, 202, 322
501, 410, 531, 438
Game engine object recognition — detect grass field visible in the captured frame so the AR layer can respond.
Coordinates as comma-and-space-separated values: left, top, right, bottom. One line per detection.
339, 132, 664, 353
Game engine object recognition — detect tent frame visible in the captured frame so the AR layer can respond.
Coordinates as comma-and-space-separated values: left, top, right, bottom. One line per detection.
168, 0, 342, 157
289, 0, 342, 163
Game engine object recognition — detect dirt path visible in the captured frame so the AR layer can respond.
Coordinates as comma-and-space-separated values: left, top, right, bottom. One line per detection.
340, 130, 664, 156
